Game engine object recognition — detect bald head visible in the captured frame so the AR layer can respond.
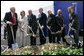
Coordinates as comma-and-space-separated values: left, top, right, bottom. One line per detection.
48, 10, 52, 15
10, 7, 15, 13
57, 9, 62, 15
68, 6, 74, 14
28, 10, 32, 15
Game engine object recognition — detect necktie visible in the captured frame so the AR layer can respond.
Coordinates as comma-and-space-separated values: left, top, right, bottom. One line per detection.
13, 13, 16, 25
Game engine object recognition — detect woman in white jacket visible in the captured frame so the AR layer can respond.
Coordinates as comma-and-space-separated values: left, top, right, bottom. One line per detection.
18, 11, 28, 47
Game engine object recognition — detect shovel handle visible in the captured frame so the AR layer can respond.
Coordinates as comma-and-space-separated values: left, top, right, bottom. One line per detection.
9, 24, 15, 43
27, 25, 37, 37
37, 21, 46, 38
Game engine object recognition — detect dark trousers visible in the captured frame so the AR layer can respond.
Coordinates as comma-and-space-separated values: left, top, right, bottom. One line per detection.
30, 36, 36, 45
48, 30, 55, 43
56, 34, 61, 43
49, 33, 61, 43
61, 28, 70, 45
29, 28, 37, 45
61, 28, 67, 42
39, 28, 46, 45
73, 29, 79, 46
49, 34, 56, 43
7, 25, 17, 48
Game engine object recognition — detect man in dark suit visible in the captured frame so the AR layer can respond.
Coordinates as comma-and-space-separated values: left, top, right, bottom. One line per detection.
47, 10, 61, 43
55, 15, 62, 43
68, 6, 80, 47
27, 10, 38, 45
57, 9, 70, 45
38, 8, 47, 45
4, 7, 18, 48
47, 10, 56, 43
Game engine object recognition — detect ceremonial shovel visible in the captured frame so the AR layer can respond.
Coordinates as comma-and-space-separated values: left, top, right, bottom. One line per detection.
37, 20, 46, 38
27, 25, 36, 37
64, 30, 70, 40
65, 19, 75, 39
47, 26, 62, 34
10, 24, 18, 50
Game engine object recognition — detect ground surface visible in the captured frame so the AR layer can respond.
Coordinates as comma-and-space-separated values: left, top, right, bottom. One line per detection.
1, 29, 83, 53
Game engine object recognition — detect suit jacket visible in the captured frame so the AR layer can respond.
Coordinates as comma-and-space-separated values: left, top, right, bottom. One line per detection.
4, 12, 18, 26
48, 14, 61, 32
27, 14, 37, 34
39, 12, 47, 27
70, 12, 80, 30
56, 15, 65, 27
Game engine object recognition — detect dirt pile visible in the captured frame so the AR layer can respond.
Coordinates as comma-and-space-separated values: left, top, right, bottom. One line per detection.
3, 43, 67, 55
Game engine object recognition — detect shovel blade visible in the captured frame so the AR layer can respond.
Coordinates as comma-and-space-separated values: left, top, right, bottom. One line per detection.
12, 43, 18, 50
64, 35, 70, 40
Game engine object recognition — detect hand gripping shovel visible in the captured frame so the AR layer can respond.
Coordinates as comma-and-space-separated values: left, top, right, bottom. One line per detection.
27, 25, 39, 37
10, 24, 18, 50
47, 26, 62, 34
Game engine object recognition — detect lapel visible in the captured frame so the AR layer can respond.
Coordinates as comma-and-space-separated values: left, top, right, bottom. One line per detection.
9, 12, 13, 19
39, 12, 43, 20
71, 12, 75, 19
28, 15, 31, 21
9, 12, 13, 22
10, 12, 17, 19
70, 12, 75, 24
14, 13, 17, 19
31, 14, 33, 19
30, 14, 33, 20
9, 12, 17, 24
41, 12, 43, 17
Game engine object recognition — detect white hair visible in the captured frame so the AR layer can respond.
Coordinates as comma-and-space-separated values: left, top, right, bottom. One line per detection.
10, 7, 15, 11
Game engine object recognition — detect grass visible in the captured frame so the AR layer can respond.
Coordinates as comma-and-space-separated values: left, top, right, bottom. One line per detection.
1, 47, 83, 55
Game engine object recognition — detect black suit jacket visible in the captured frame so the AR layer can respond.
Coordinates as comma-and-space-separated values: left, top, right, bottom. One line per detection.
70, 12, 80, 30
48, 14, 61, 32
27, 14, 37, 34
39, 12, 47, 27
3, 12, 18, 46
4, 12, 18, 26
38, 12, 47, 37
56, 15, 65, 27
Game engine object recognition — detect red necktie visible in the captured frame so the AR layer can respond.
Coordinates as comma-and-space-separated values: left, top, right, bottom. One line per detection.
13, 13, 16, 25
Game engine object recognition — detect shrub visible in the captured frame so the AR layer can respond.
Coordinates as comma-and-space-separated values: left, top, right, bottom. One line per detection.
41, 47, 83, 55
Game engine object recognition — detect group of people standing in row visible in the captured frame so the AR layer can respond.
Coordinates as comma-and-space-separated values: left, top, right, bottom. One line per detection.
3, 6, 80, 49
